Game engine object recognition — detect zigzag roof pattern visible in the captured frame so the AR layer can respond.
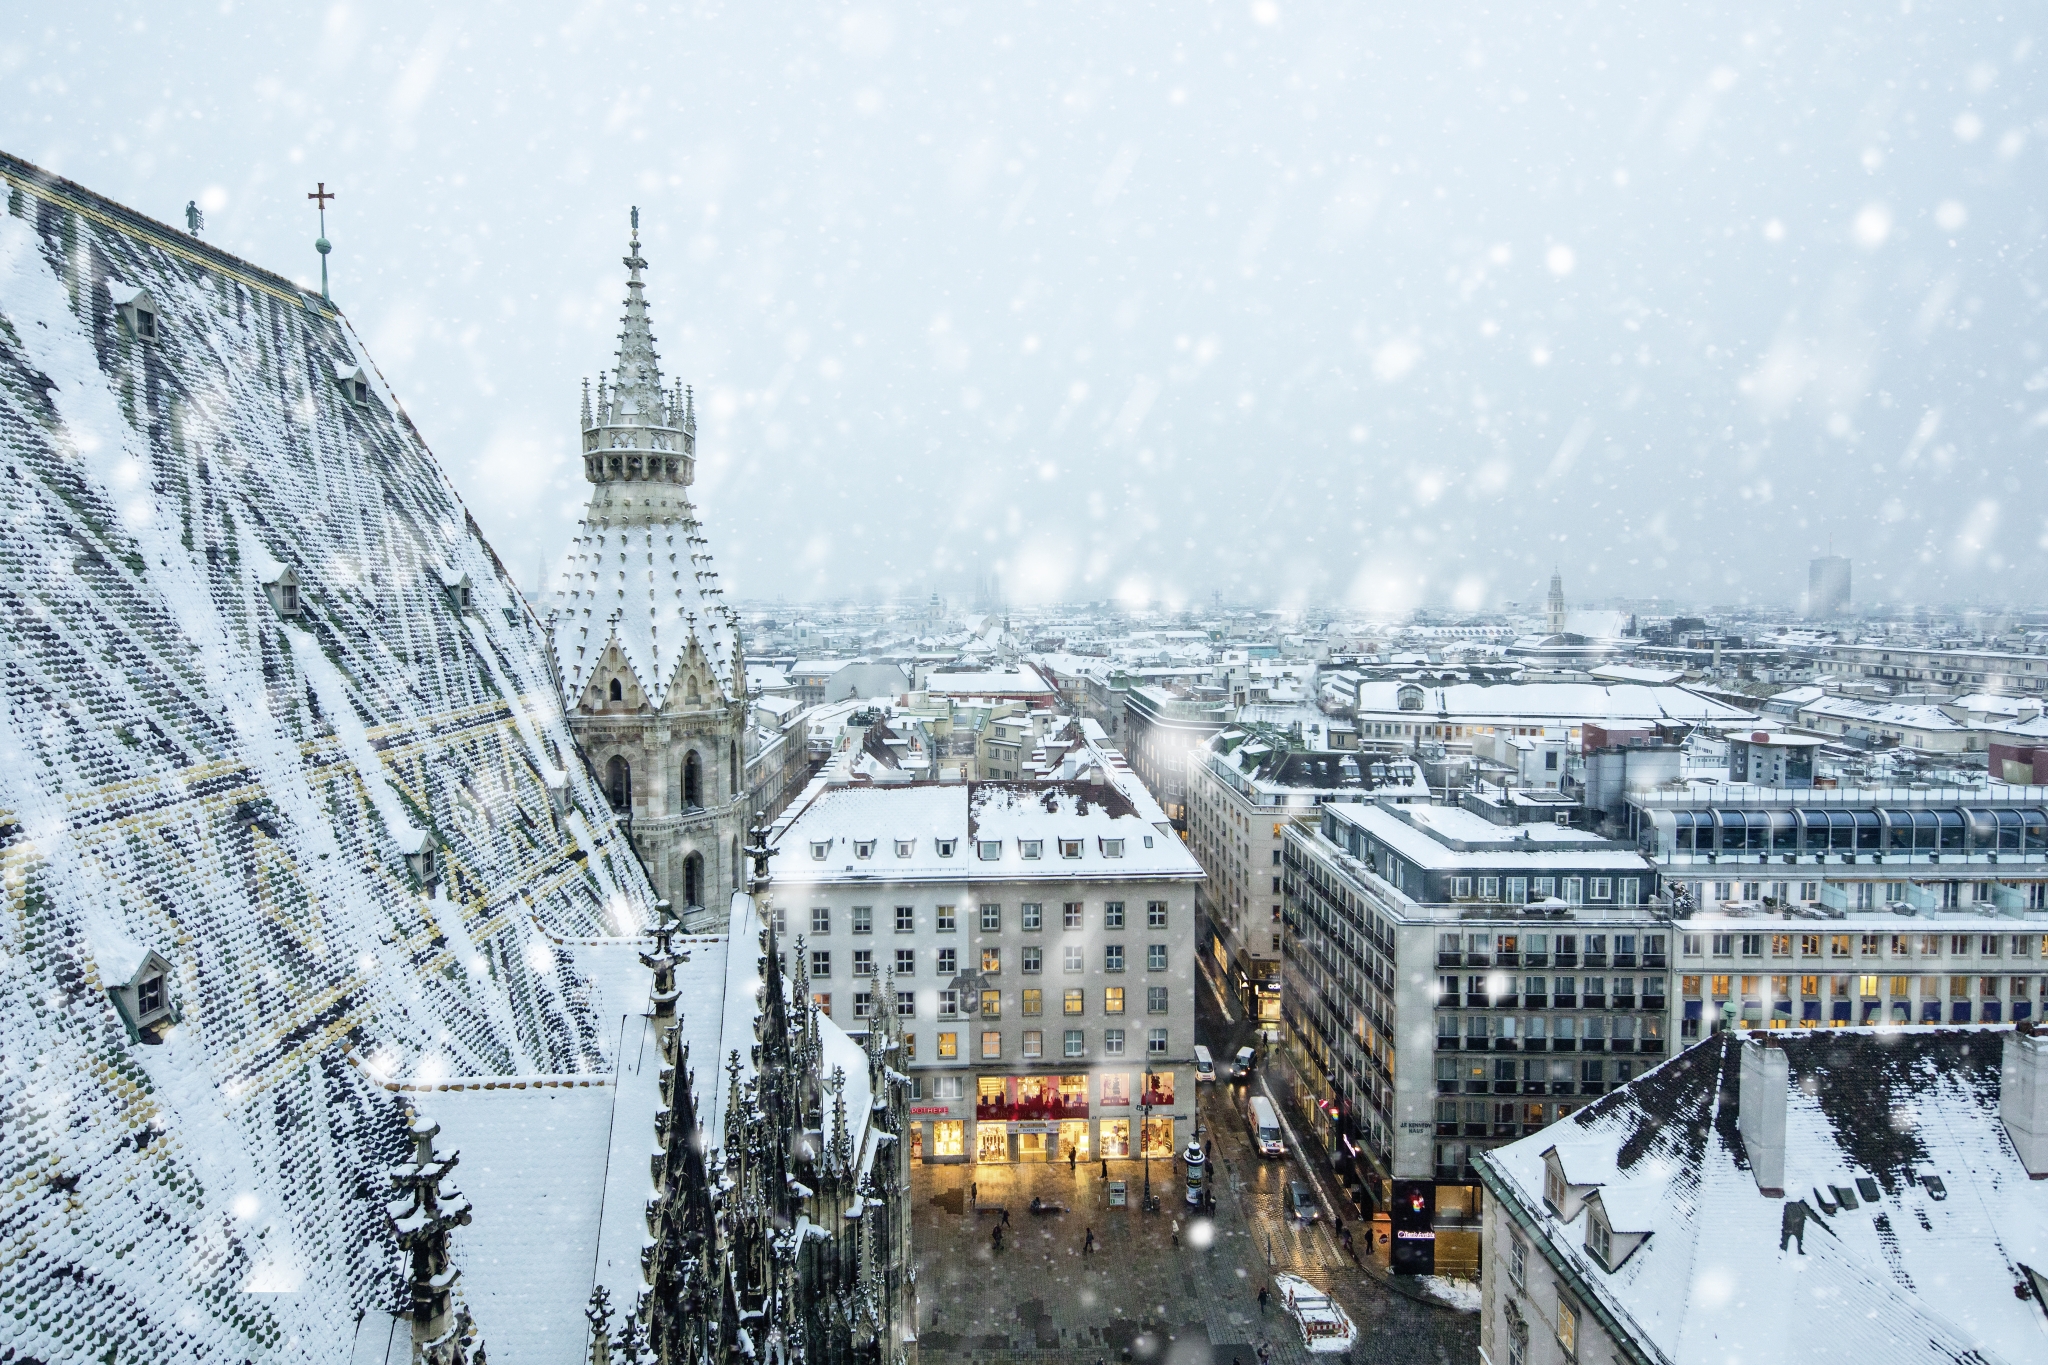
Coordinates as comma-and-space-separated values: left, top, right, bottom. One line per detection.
0, 151, 654, 1362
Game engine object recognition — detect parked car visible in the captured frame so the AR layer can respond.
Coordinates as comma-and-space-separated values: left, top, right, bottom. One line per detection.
1248, 1096, 1286, 1157
1231, 1045, 1256, 1080
1285, 1178, 1320, 1223
1194, 1044, 1216, 1083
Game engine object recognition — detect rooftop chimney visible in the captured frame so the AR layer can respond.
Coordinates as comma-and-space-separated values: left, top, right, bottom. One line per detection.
2002, 1025, 2048, 1179
1739, 1036, 1788, 1197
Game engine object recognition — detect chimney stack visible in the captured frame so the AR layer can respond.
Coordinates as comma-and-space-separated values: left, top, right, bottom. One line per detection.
2002, 1025, 2048, 1179
1739, 1036, 1788, 1197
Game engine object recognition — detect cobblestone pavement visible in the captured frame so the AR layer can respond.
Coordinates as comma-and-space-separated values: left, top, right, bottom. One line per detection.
910, 951, 1478, 1365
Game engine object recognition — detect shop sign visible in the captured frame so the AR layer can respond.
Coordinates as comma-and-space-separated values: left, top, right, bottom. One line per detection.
1014, 1121, 1057, 1134
910, 1106, 951, 1115
1108, 1181, 1128, 1207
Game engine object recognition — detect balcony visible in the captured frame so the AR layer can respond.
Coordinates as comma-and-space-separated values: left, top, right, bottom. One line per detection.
1612, 994, 1636, 1010
1465, 993, 1489, 1008
1640, 1038, 1665, 1055
1523, 1038, 1548, 1052
1583, 993, 1606, 1009
1464, 1037, 1490, 1051
1493, 1037, 1519, 1051
1525, 954, 1549, 968
1524, 994, 1547, 1009
1613, 953, 1637, 969
1493, 1080, 1517, 1095
1497, 952, 1520, 968
1553, 1039, 1578, 1053
1645, 954, 1668, 970
1436, 1035, 1457, 1050
1554, 953, 1578, 969
1436, 952, 1461, 968
1583, 953, 1608, 969
1522, 1081, 1547, 1095
1552, 994, 1578, 1009
1436, 1123, 1458, 1138
1611, 1039, 1635, 1054
1643, 995, 1667, 1012
1462, 1124, 1488, 1138
1497, 993, 1519, 1009
1492, 1124, 1519, 1138
1582, 1039, 1606, 1053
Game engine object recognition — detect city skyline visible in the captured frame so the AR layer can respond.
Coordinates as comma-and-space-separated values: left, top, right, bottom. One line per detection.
7, 2, 2039, 608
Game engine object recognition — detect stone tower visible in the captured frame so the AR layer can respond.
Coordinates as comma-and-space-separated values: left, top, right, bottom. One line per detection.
1545, 568, 1567, 635
551, 212, 749, 916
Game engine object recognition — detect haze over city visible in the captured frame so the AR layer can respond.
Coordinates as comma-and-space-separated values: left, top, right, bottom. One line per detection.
8, 2, 2042, 608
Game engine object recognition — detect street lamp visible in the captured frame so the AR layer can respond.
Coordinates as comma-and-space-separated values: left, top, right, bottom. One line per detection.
1141, 1098, 1152, 1209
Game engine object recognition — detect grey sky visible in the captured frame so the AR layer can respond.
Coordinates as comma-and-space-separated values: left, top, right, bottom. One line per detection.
7, 3, 2042, 611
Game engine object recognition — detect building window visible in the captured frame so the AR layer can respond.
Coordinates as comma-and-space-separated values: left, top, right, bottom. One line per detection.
1064, 945, 1084, 972
1103, 839, 1125, 858
980, 903, 1002, 931
1509, 1234, 1526, 1287
937, 905, 956, 932
811, 950, 830, 976
977, 840, 1001, 860
897, 989, 916, 1017
1064, 1029, 1086, 1058
981, 1030, 1002, 1060
1022, 902, 1043, 931
1147, 944, 1168, 971
1148, 986, 1168, 1014
1023, 988, 1042, 1016
938, 947, 957, 975
1590, 878, 1611, 901
813, 993, 831, 1017
852, 905, 873, 933
1149, 1028, 1167, 1056
855, 840, 875, 859
896, 905, 914, 932
1064, 988, 1085, 1015
937, 839, 957, 857
1105, 986, 1125, 1014
1023, 1029, 1043, 1059
812, 907, 831, 935
1556, 1299, 1578, 1361
1148, 900, 1168, 928
810, 841, 830, 860
937, 1031, 958, 1059
1106, 945, 1125, 972
853, 949, 874, 975
1586, 1212, 1611, 1266
1022, 945, 1042, 973
1022, 840, 1044, 860
1105, 1028, 1127, 1056
981, 988, 1002, 1018
1064, 902, 1083, 929
939, 989, 959, 1018
854, 991, 873, 1019
1061, 838, 1083, 858
982, 947, 1001, 974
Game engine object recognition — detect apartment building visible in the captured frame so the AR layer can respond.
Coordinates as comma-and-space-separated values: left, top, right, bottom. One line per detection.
1798, 640, 2048, 693
1185, 723, 1429, 1034
1625, 783, 2048, 919
768, 759, 1204, 1168
1122, 685, 1231, 830
1280, 800, 1665, 1276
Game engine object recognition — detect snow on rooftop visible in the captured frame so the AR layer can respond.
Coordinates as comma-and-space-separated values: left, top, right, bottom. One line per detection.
1485, 1030, 2048, 1365
1352, 680, 1752, 722
0, 158, 651, 1361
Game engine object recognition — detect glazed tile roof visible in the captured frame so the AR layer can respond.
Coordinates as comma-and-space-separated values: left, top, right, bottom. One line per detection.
0, 152, 653, 1361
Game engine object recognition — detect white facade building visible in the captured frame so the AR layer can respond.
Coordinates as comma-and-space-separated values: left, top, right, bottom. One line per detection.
767, 756, 1205, 1169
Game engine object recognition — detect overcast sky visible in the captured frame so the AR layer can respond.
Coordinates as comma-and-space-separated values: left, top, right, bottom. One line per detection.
7, 3, 2043, 612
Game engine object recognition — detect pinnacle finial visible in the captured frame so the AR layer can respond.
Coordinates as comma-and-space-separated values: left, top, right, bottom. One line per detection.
630, 204, 639, 242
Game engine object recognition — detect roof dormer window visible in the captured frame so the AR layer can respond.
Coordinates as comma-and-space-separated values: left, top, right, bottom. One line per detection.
440, 570, 472, 614
109, 282, 159, 341
1021, 840, 1043, 860
1101, 838, 1125, 858
937, 839, 957, 857
811, 840, 831, 860
855, 840, 876, 859
262, 565, 302, 618
977, 840, 1001, 861
99, 945, 179, 1043
1060, 838, 1083, 859
895, 839, 914, 858
1586, 1209, 1611, 1267
333, 362, 372, 408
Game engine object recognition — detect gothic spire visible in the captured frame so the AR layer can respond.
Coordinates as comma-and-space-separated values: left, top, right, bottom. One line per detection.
605, 209, 665, 428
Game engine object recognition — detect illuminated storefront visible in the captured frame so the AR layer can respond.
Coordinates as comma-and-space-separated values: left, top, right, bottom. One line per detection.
912, 1069, 1186, 1165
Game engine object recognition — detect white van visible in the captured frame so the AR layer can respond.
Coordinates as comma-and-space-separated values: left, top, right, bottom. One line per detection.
1248, 1096, 1286, 1157
1194, 1045, 1216, 1083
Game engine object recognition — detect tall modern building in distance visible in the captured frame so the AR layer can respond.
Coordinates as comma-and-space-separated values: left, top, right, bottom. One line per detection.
1807, 555, 1852, 616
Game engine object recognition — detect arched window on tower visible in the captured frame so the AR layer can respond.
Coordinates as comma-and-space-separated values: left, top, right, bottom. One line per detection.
609, 678, 624, 703
683, 852, 704, 909
684, 751, 703, 808
606, 755, 632, 813
730, 741, 738, 799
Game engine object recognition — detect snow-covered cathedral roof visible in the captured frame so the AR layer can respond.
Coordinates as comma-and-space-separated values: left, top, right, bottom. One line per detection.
550, 220, 743, 708
0, 152, 653, 1362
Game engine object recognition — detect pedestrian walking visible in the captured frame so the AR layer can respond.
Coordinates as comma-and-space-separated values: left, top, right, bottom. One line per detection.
1070, 1146, 1077, 1175
1000, 1207, 1011, 1228
1100, 1158, 1108, 1180
992, 1225, 1003, 1252
1083, 1227, 1097, 1255
971, 1180, 978, 1207
1257, 1284, 1270, 1315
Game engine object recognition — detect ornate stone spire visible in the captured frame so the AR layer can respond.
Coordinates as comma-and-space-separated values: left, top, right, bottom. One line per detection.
580, 208, 693, 487
385, 1112, 485, 1363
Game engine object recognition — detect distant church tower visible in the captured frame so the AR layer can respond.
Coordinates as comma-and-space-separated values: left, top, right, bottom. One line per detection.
1545, 569, 1568, 635
551, 212, 749, 915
